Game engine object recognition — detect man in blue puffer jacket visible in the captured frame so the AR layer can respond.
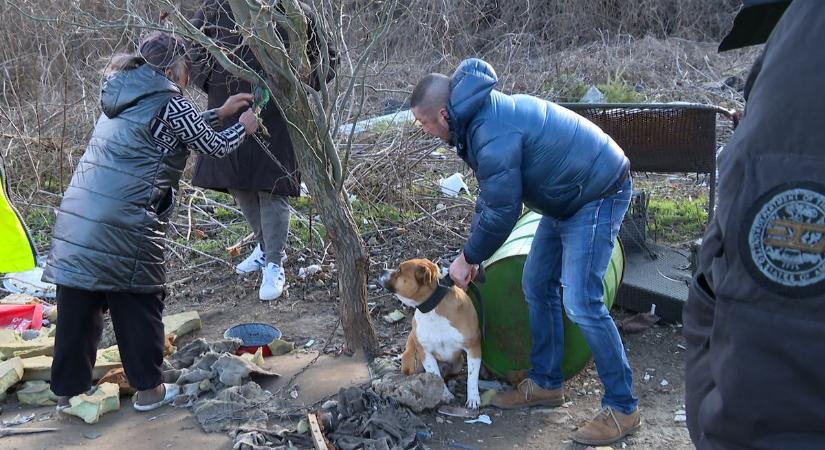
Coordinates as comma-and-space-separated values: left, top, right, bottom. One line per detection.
411, 58, 638, 445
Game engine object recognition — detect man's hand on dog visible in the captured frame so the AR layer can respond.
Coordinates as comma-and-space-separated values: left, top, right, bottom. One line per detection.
449, 252, 479, 290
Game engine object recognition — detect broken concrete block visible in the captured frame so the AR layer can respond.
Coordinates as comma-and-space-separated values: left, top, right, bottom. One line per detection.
97, 368, 135, 396
0, 357, 24, 394
267, 339, 294, 356
0, 329, 22, 345
372, 372, 445, 413
0, 337, 54, 360
96, 346, 122, 364
239, 347, 265, 367
162, 311, 202, 342
22, 355, 122, 382
0, 293, 39, 304
63, 383, 120, 424
16, 380, 58, 406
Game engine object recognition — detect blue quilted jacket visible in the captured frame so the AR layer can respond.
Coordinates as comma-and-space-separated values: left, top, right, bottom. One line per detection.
448, 58, 629, 264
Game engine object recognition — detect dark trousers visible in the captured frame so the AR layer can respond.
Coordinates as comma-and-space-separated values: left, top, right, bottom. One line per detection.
51, 285, 165, 396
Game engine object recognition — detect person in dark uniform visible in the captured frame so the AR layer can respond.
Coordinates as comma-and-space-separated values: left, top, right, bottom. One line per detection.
685, 1, 825, 448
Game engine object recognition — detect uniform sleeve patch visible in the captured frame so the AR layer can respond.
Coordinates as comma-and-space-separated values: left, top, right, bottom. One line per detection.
741, 182, 825, 297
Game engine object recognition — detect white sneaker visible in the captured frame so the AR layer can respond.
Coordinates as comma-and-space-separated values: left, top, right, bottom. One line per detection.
259, 262, 286, 301
236, 244, 265, 274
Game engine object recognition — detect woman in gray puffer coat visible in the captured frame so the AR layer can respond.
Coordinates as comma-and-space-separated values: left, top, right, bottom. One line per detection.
42, 32, 258, 412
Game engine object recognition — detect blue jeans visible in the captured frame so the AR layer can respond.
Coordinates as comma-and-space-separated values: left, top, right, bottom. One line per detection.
523, 178, 638, 414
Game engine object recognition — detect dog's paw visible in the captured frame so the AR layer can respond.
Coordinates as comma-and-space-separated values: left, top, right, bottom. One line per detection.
441, 388, 455, 403
466, 394, 481, 410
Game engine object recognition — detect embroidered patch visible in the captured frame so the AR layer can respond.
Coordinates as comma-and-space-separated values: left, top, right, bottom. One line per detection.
742, 182, 825, 297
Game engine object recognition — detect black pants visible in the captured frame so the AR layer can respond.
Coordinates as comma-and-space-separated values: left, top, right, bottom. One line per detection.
51, 285, 165, 396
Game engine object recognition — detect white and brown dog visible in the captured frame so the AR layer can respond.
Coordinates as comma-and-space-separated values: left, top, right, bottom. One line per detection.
379, 258, 482, 409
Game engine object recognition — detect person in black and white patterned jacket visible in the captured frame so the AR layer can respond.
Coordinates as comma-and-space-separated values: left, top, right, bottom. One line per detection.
43, 32, 259, 414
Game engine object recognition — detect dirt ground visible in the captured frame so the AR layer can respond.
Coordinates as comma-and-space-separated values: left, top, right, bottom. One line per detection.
2, 259, 690, 450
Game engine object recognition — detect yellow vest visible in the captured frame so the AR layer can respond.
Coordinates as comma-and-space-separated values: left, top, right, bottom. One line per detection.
0, 163, 36, 273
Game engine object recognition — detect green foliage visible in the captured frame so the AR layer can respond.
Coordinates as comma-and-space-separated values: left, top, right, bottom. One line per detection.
23, 208, 54, 249
648, 196, 708, 243
598, 76, 642, 103
543, 73, 642, 103
178, 221, 248, 256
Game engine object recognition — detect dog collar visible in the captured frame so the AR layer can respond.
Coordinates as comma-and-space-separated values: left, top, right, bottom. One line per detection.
417, 278, 454, 314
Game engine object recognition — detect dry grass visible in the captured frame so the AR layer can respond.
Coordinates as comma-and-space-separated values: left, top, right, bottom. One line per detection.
0, 0, 756, 265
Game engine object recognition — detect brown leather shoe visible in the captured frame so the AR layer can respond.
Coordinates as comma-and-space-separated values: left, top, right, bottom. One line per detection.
572, 407, 642, 445
491, 378, 565, 409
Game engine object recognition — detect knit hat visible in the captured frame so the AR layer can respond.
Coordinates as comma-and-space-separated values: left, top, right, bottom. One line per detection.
138, 31, 190, 71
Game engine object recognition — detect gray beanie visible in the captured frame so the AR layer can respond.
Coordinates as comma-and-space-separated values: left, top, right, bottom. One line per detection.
138, 31, 190, 71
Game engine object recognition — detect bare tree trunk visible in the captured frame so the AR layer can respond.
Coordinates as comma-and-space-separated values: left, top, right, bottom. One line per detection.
165, 0, 380, 356
285, 108, 379, 356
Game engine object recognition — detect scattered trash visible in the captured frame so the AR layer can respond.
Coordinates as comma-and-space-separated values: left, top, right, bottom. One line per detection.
20, 330, 40, 341
436, 203, 446, 211
148, 413, 167, 422
193, 382, 273, 433
660, 379, 670, 387
438, 405, 478, 419
479, 389, 497, 407
618, 304, 659, 333
674, 409, 687, 423
298, 265, 322, 279
289, 389, 299, 399
83, 431, 102, 440
643, 372, 653, 382
212, 353, 279, 386
296, 418, 309, 434
0, 304, 44, 332
321, 400, 338, 411
2, 267, 56, 299
328, 386, 428, 449
417, 430, 433, 440
677, 344, 687, 350
464, 414, 492, 425
580, 85, 605, 103
337, 109, 416, 135
383, 309, 405, 324
439, 173, 469, 197
448, 440, 478, 450
304, 339, 315, 348
2, 413, 35, 427
477, 380, 505, 391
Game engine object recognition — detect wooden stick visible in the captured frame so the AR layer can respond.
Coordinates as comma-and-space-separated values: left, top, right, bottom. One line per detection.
307, 412, 327, 450
0, 427, 59, 437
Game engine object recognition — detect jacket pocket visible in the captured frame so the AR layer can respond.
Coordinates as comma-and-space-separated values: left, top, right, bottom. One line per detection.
153, 188, 176, 222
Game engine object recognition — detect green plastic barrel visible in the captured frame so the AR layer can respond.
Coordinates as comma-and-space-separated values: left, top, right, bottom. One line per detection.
468, 211, 625, 380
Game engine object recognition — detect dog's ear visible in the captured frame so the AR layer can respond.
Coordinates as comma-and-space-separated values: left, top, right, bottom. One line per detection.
415, 262, 439, 286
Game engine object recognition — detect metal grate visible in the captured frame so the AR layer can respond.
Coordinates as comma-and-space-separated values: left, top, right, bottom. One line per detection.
558, 102, 737, 220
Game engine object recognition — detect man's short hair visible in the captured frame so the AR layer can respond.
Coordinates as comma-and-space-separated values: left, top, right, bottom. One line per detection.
410, 73, 450, 116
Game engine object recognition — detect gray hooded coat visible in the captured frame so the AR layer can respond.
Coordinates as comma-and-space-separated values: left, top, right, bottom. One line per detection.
43, 65, 187, 293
